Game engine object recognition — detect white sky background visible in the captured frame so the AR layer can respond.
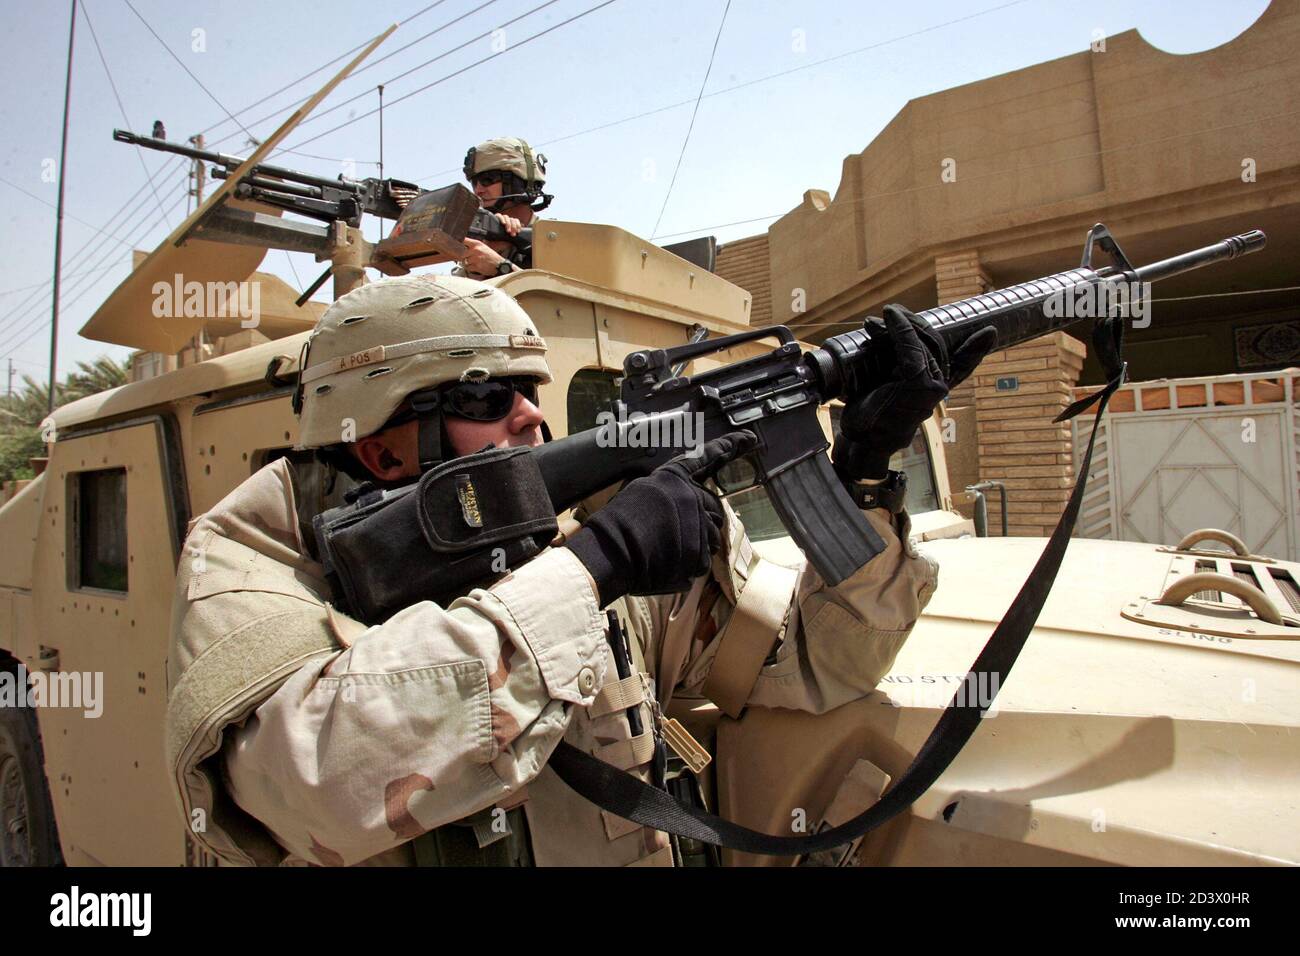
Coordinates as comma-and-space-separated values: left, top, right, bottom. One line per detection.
0, 0, 1273, 382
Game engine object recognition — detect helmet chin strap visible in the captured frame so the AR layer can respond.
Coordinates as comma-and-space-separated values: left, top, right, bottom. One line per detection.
405, 390, 550, 472
408, 389, 451, 472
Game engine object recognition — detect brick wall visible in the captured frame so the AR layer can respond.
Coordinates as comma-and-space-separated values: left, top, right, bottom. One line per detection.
934, 251, 991, 408
715, 234, 772, 327
974, 332, 1086, 535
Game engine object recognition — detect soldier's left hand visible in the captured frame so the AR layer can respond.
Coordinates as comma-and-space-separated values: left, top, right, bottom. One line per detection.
462, 238, 507, 277
832, 304, 996, 480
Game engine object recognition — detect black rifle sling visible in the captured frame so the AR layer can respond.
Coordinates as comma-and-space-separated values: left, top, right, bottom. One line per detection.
548, 371, 1122, 857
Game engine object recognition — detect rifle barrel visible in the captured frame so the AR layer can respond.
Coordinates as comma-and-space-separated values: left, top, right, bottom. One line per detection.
810, 229, 1267, 401
1134, 230, 1266, 284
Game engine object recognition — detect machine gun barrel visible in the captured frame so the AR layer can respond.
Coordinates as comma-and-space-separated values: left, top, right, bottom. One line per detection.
113, 128, 248, 169
211, 160, 370, 196
115, 128, 416, 225
116, 128, 363, 193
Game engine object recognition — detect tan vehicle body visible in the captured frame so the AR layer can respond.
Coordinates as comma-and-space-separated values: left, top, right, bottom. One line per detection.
0, 220, 1295, 866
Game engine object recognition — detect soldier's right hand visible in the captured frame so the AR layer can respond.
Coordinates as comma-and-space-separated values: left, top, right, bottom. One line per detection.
564, 430, 758, 607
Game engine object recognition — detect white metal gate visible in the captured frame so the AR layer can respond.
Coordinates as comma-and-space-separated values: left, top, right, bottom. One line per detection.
1073, 370, 1299, 560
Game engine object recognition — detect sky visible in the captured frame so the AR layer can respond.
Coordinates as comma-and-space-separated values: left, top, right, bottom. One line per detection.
0, 0, 1273, 384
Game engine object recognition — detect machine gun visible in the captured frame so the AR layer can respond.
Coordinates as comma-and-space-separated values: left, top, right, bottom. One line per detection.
114, 129, 530, 293
114, 128, 416, 225
531, 225, 1267, 585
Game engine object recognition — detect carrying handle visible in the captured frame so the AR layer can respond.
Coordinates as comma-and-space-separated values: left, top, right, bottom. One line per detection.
1155, 571, 1284, 626
1173, 528, 1250, 557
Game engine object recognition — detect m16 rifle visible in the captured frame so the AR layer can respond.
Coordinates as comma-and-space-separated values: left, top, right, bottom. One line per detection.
531, 225, 1267, 586
114, 129, 529, 295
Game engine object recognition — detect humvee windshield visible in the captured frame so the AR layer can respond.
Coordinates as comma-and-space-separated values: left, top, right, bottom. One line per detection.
726, 421, 940, 543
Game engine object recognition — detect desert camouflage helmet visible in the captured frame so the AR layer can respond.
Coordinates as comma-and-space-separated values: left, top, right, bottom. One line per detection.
293, 275, 552, 450
463, 136, 547, 188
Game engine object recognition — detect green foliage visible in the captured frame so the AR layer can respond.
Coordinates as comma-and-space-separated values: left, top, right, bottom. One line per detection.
0, 356, 130, 483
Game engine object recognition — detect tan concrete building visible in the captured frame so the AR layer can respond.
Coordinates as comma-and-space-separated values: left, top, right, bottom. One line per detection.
716, 0, 1300, 536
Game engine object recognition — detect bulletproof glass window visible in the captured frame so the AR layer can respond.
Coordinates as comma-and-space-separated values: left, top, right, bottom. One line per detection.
829, 406, 940, 515
567, 368, 622, 434
69, 468, 128, 592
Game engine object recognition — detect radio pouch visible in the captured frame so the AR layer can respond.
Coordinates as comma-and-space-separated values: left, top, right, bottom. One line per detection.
313, 445, 558, 624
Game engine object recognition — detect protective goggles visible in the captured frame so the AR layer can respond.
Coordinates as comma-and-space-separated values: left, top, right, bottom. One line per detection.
389, 377, 540, 428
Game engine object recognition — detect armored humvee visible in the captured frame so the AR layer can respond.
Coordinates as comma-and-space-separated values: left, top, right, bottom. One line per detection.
3, 27, 1296, 863
1, 212, 1296, 867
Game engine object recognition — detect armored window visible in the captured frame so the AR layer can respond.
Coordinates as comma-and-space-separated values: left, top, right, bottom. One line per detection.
829, 407, 939, 515
566, 368, 622, 434
69, 468, 128, 592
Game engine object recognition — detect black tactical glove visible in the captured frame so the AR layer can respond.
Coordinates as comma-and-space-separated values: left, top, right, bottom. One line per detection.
565, 430, 758, 607
833, 304, 996, 481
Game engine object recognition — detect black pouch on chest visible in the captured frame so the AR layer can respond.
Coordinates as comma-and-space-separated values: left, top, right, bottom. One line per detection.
313, 446, 558, 624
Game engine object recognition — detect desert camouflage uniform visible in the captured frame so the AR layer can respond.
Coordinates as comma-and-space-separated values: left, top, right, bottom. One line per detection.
167, 455, 937, 867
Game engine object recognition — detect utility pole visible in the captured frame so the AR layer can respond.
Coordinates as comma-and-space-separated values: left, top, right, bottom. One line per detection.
48, 0, 76, 415
6, 358, 13, 397
187, 133, 206, 213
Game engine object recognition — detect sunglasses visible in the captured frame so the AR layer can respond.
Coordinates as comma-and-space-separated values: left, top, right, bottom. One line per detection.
389, 377, 540, 428
470, 170, 511, 188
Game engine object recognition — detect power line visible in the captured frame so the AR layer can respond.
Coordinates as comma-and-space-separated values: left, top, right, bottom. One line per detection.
122, 0, 255, 140
201, 0, 502, 160
0, 158, 186, 338
1150, 285, 1300, 304
192, 0, 454, 144
79, 0, 172, 231
280, 0, 621, 154
650, 0, 731, 240
270, 0, 562, 151
0, 176, 187, 345
0, 261, 135, 300
282, 250, 304, 291
412, 0, 1035, 183
0, 174, 152, 247
0, 190, 189, 357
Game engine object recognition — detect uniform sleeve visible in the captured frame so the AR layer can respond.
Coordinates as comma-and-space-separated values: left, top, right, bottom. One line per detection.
220, 547, 610, 866
673, 505, 938, 715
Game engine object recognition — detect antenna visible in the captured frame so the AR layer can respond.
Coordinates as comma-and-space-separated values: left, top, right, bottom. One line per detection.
48, 0, 76, 415
377, 83, 386, 239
